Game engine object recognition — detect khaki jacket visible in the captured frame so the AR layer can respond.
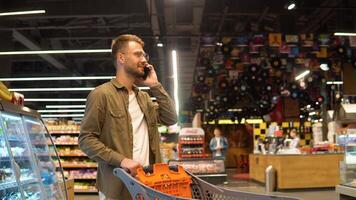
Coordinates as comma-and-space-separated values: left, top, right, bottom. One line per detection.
79, 79, 177, 198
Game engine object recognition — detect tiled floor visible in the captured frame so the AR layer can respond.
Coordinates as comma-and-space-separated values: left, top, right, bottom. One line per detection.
74, 169, 339, 200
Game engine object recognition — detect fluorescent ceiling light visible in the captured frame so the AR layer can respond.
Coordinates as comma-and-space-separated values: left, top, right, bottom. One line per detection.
172, 50, 179, 115
228, 109, 243, 112
41, 114, 84, 118
10, 87, 148, 92
295, 70, 310, 81
287, 3, 296, 10
0, 76, 114, 81
0, 49, 111, 55
320, 63, 329, 71
334, 32, 356, 36
46, 105, 86, 109
25, 97, 155, 102
0, 10, 46, 17
37, 109, 85, 113
309, 111, 316, 116
25, 98, 87, 102
326, 81, 343, 85
9, 87, 95, 92
157, 42, 163, 47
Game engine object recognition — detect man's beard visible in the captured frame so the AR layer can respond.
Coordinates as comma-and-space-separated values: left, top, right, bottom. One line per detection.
124, 64, 145, 78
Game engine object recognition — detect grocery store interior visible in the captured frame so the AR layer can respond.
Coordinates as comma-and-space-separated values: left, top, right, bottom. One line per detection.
1, 0, 356, 200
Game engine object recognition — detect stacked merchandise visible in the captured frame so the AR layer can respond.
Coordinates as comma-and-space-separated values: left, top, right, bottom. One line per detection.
178, 128, 205, 159
45, 120, 97, 193
159, 125, 179, 163
172, 128, 227, 184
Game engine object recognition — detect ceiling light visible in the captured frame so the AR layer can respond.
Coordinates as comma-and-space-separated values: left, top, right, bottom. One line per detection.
41, 114, 84, 118
334, 32, 356, 36
157, 42, 163, 47
326, 81, 343, 85
0, 76, 114, 81
172, 50, 179, 116
295, 70, 310, 81
37, 109, 85, 113
25, 98, 87, 102
0, 10, 46, 17
309, 111, 316, 115
285, 1, 296, 10
320, 63, 329, 71
0, 49, 111, 55
9, 87, 149, 91
9, 87, 95, 92
46, 105, 86, 109
287, 3, 296, 10
25, 97, 155, 102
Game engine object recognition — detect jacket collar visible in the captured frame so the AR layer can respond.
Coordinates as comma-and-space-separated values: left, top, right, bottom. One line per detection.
110, 78, 140, 93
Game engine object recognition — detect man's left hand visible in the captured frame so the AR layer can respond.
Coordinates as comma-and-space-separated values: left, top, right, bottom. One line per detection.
136, 64, 159, 87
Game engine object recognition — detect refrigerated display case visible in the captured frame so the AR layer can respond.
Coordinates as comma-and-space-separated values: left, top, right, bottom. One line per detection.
0, 100, 65, 200
168, 158, 227, 184
178, 128, 205, 159
335, 103, 356, 199
337, 129, 356, 199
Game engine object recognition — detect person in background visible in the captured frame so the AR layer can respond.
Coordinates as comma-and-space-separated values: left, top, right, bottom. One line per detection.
209, 127, 229, 159
78, 34, 177, 200
289, 129, 300, 148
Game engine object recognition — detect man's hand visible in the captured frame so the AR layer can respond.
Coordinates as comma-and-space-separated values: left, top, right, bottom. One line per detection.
136, 64, 159, 87
120, 158, 141, 176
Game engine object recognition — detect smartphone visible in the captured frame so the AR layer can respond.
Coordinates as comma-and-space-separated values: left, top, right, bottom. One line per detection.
143, 65, 150, 80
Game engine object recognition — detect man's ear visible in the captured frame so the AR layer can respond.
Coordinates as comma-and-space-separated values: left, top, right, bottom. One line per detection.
117, 53, 125, 64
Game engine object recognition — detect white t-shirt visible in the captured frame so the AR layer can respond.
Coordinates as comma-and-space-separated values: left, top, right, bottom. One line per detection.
215, 136, 222, 156
128, 92, 149, 167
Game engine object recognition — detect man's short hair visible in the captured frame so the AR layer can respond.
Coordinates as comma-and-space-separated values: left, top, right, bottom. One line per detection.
214, 126, 222, 132
111, 34, 144, 66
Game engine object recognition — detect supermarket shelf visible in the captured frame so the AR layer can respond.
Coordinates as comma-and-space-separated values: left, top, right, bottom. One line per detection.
54, 154, 87, 157
52, 143, 78, 146
0, 156, 32, 162
57, 164, 97, 168
0, 179, 18, 191
180, 154, 205, 158
74, 189, 98, 193
0, 178, 38, 191
179, 141, 204, 145
49, 131, 80, 135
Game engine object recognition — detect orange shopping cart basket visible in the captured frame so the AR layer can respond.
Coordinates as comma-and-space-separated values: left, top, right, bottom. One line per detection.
113, 163, 299, 200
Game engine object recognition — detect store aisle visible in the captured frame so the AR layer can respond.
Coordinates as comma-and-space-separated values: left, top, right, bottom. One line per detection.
74, 169, 338, 200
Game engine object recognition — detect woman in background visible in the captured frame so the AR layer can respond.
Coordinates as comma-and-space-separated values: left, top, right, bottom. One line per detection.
289, 129, 300, 148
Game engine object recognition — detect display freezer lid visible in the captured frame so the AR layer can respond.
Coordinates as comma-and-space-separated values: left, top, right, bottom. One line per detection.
0, 99, 39, 118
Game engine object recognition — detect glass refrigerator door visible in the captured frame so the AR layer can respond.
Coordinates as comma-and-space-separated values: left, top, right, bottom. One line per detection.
22, 116, 64, 200
0, 112, 44, 199
0, 119, 23, 199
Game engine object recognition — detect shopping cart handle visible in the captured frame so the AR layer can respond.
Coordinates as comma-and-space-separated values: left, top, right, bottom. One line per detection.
142, 165, 179, 174
121, 167, 131, 174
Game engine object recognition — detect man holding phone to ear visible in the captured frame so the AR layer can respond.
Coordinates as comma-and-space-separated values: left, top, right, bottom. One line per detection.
79, 34, 177, 200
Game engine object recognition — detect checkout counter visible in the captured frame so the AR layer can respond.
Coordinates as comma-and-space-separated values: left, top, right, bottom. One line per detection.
249, 153, 344, 189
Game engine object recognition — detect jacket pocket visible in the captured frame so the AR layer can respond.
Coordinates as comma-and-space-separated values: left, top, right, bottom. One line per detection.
109, 109, 126, 134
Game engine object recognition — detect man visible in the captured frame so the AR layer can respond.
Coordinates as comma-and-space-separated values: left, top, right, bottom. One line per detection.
209, 127, 228, 159
79, 34, 177, 199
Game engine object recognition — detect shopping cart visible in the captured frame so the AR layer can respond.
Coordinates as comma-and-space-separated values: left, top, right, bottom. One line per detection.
113, 164, 299, 200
